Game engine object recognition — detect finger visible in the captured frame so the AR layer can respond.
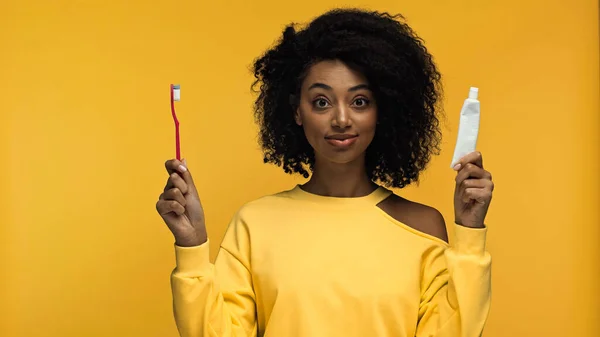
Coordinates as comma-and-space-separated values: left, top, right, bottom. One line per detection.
164, 172, 189, 195
461, 188, 492, 204
162, 188, 187, 207
454, 151, 483, 171
165, 159, 187, 176
156, 199, 186, 216
455, 164, 490, 185
165, 159, 197, 195
459, 178, 490, 190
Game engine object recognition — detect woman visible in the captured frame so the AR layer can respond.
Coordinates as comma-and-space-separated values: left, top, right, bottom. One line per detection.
156, 8, 493, 337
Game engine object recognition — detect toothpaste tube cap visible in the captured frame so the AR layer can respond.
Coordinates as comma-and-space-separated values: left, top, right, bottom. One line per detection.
468, 87, 479, 99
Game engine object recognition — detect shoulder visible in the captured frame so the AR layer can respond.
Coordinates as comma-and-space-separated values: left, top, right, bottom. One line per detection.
234, 188, 296, 218
377, 193, 448, 243
223, 191, 290, 237
223, 188, 300, 242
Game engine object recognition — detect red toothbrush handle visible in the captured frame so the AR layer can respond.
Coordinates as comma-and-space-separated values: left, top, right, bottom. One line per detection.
170, 84, 181, 160
175, 123, 181, 160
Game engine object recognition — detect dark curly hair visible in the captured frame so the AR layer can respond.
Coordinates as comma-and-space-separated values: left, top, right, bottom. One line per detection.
252, 8, 442, 188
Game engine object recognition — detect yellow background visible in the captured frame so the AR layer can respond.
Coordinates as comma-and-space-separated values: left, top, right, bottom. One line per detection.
1, 0, 598, 336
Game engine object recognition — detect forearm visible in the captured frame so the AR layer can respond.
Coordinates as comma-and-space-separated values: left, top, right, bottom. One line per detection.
171, 241, 216, 336
171, 240, 257, 337
417, 224, 492, 337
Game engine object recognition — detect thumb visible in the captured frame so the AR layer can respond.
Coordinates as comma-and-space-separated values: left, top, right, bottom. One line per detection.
178, 159, 199, 197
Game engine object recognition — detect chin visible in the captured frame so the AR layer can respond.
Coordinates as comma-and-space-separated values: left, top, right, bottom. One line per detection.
319, 149, 364, 165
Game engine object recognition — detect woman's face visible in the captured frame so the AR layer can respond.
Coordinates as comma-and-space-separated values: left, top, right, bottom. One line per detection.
295, 59, 378, 166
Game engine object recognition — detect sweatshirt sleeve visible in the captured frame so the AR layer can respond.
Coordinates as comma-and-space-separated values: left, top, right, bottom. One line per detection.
416, 224, 492, 337
170, 211, 257, 337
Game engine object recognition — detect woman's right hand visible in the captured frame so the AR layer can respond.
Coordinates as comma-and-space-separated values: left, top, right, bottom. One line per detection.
156, 159, 207, 247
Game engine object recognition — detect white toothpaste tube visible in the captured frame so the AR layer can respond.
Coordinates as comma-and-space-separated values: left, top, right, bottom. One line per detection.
450, 87, 480, 168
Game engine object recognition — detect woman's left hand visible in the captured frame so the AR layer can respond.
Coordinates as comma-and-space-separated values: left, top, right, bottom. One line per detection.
453, 151, 494, 228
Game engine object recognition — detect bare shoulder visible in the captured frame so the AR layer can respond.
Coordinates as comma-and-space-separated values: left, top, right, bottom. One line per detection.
377, 193, 448, 243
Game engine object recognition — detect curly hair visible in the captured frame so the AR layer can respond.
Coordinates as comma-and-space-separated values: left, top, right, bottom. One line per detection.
252, 8, 442, 188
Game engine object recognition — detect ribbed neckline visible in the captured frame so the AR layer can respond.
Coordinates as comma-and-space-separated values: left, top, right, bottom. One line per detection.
288, 184, 392, 206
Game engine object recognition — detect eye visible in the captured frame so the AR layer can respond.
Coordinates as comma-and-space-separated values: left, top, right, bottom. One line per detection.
352, 97, 370, 108
312, 98, 331, 109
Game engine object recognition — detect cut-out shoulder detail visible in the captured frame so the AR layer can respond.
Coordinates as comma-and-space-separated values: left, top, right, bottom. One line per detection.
376, 194, 449, 243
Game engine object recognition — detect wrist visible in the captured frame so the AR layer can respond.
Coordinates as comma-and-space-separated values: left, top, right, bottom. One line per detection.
455, 220, 485, 229
175, 233, 207, 247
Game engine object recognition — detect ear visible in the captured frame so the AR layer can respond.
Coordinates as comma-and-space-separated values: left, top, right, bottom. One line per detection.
294, 107, 303, 126
290, 94, 302, 125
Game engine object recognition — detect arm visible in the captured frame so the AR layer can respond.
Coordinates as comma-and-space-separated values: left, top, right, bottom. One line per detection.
156, 159, 258, 336
171, 212, 257, 337
416, 223, 491, 337
416, 151, 494, 336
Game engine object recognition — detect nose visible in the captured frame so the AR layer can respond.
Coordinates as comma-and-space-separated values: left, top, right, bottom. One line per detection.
331, 106, 351, 129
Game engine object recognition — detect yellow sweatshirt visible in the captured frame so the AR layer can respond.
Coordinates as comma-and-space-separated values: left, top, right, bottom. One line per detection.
171, 185, 491, 337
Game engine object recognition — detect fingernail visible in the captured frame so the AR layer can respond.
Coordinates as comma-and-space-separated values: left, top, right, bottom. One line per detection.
453, 163, 462, 171
178, 165, 187, 173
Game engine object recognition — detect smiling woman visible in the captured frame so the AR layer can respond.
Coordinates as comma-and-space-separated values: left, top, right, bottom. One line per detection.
156, 8, 493, 337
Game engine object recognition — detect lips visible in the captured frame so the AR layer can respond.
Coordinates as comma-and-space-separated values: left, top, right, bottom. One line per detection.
325, 134, 358, 140
325, 134, 358, 148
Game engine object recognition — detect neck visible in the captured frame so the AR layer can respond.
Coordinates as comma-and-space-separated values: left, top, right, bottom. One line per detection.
302, 156, 377, 198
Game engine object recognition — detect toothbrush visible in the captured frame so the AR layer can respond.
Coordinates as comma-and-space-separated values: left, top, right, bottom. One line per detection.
170, 84, 181, 160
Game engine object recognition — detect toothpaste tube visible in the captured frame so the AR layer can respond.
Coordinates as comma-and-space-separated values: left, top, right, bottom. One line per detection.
450, 87, 480, 168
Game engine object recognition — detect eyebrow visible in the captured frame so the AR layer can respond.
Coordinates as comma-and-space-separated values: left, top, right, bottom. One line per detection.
307, 83, 370, 92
